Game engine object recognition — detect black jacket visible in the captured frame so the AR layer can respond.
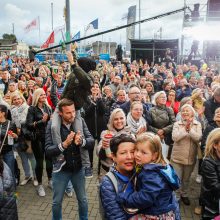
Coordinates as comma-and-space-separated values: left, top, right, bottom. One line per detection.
0, 162, 18, 220
201, 122, 219, 151
103, 97, 115, 126
61, 65, 93, 110
45, 119, 94, 172
26, 105, 52, 140
201, 157, 220, 213
83, 97, 106, 140
204, 98, 220, 123
0, 120, 17, 155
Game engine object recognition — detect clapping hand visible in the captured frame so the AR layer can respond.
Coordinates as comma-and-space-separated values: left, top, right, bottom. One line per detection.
63, 131, 75, 148
74, 131, 82, 145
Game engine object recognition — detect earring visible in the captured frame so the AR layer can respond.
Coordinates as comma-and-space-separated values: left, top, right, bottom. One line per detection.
112, 162, 117, 168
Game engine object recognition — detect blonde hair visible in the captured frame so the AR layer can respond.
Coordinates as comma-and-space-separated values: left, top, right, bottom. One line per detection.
32, 88, 50, 107
136, 132, 166, 165
10, 92, 26, 105
205, 128, 220, 160
145, 81, 154, 93
107, 108, 126, 131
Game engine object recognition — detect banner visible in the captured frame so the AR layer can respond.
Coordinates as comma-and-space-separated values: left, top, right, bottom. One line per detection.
24, 18, 38, 33
85, 18, 98, 31
41, 31, 55, 49
126, 5, 136, 51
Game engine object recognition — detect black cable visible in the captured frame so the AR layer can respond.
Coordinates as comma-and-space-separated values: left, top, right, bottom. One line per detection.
36, 6, 188, 54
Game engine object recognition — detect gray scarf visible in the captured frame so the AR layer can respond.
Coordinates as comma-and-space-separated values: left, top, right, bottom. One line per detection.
127, 112, 146, 135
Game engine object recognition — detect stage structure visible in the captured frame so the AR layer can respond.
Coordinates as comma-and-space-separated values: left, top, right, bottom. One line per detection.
181, 0, 220, 65
130, 39, 179, 64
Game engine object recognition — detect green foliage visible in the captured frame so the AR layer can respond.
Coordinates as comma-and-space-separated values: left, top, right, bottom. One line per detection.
2, 33, 17, 42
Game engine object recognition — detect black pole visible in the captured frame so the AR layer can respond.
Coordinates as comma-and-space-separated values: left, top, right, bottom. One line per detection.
36, 6, 188, 54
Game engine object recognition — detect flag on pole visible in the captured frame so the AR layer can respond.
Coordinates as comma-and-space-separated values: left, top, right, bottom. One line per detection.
24, 18, 39, 33
85, 18, 98, 31
65, 31, 71, 42
72, 31, 80, 42
40, 31, 55, 49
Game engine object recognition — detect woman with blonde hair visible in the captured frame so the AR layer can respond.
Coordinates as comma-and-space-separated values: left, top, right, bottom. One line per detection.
26, 88, 52, 197
96, 108, 131, 179
17, 80, 28, 100
200, 128, 220, 219
10, 92, 37, 186
145, 81, 154, 101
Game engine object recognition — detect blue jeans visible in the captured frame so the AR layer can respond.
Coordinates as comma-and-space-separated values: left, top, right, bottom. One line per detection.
18, 151, 36, 177
52, 168, 88, 220
3, 151, 15, 178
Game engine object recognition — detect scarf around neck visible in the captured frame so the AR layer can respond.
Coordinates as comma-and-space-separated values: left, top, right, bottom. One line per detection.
127, 112, 146, 135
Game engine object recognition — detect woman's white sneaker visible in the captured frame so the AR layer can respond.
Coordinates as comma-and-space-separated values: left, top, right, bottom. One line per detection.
33, 178, 38, 186
196, 174, 202, 184
20, 176, 32, 186
37, 185, 46, 197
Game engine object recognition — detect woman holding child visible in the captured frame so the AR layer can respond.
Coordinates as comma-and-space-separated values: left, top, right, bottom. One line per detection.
100, 132, 180, 220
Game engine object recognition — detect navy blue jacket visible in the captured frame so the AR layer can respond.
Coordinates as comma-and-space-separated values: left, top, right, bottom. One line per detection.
100, 170, 134, 220
45, 119, 94, 172
176, 86, 192, 101
117, 164, 180, 216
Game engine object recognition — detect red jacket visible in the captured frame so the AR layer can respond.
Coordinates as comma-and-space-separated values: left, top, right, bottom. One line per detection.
166, 101, 180, 116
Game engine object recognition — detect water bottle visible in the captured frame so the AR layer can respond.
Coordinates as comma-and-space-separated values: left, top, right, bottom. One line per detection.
8, 135, 14, 145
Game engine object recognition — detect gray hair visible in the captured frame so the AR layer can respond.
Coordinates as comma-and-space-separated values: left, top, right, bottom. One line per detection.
107, 108, 126, 131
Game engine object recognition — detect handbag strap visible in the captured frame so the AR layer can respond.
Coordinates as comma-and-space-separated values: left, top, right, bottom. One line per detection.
0, 121, 11, 154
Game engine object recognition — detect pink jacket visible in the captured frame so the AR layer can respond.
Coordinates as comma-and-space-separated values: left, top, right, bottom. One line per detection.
171, 119, 202, 165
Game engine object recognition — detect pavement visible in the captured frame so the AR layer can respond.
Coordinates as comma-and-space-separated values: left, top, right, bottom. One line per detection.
16, 154, 202, 220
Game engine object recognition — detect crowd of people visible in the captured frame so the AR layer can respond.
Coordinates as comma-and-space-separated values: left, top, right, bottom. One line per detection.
0, 51, 220, 220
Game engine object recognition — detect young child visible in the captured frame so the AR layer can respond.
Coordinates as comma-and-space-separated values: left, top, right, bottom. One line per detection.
51, 47, 96, 178
117, 132, 180, 220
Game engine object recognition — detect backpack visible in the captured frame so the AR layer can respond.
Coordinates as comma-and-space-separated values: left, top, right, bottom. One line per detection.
99, 171, 118, 220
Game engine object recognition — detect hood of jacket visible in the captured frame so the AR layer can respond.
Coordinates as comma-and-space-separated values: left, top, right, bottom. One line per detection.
77, 57, 96, 73
143, 163, 180, 190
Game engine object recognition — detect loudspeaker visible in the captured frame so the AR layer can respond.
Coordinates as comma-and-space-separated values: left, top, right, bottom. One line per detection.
207, 0, 220, 21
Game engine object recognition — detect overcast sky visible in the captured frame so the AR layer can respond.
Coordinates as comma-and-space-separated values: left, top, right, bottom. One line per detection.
0, 0, 208, 47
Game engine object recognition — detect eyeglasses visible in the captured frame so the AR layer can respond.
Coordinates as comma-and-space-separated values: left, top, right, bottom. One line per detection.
158, 96, 166, 99
130, 92, 141, 95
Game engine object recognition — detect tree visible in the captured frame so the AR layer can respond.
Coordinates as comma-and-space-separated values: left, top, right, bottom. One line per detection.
2, 33, 17, 43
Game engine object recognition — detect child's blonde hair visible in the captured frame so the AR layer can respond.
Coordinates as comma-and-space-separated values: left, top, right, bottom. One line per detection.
136, 132, 166, 165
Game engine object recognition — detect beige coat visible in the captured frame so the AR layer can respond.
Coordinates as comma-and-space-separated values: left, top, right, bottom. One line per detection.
171, 119, 202, 165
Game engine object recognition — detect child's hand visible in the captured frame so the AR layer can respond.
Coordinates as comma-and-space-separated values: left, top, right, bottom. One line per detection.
66, 51, 75, 66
